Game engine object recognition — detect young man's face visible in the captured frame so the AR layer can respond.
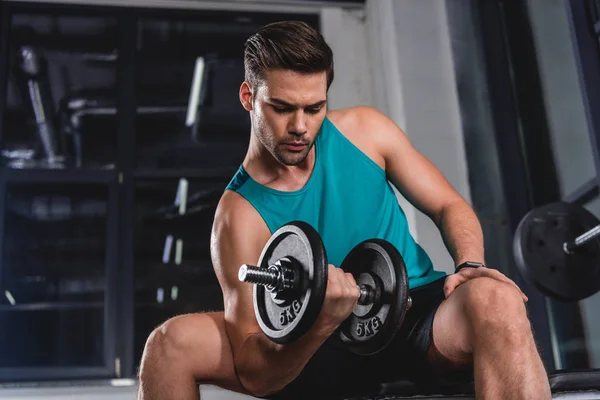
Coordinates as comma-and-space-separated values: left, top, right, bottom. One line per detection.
242, 69, 328, 166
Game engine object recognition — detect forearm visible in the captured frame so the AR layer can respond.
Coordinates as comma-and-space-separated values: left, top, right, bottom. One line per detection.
436, 200, 485, 266
235, 327, 330, 396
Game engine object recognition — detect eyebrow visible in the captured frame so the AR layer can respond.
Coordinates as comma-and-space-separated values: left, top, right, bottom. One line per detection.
268, 98, 327, 109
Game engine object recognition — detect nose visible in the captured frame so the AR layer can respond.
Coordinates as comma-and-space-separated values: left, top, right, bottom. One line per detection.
289, 110, 307, 136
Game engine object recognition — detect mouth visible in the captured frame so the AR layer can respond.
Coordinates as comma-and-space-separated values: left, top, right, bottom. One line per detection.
282, 142, 308, 152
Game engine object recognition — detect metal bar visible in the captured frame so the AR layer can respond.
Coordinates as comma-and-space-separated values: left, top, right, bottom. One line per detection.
0, 367, 114, 382
565, 0, 600, 192
0, 378, 136, 388
0, 2, 8, 318
0, 172, 6, 312
0, 0, 8, 308
134, 167, 237, 181
1, 168, 116, 183
7, 0, 364, 13
564, 224, 600, 253
0, 302, 104, 312
0, 2, 10, 152
565, 177, 599, 204
116, 8, 137, 379
104, 178, 119, 375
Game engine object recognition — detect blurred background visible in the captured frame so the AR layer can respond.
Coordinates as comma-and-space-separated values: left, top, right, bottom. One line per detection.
0, 0, 599, 398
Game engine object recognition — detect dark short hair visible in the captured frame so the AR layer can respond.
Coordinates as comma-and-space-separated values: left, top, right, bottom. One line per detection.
244, 20, 334, 89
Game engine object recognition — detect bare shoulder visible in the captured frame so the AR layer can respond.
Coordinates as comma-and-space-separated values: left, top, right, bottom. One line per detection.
326, 106, 404, 169
212, 190, 264, 234
211, 190, 271, 290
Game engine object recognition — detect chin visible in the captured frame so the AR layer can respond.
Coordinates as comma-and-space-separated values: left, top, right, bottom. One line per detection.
275, 150, 310, 166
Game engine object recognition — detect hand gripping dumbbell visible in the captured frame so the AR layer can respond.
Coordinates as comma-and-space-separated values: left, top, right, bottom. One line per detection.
238, 221, 411, 356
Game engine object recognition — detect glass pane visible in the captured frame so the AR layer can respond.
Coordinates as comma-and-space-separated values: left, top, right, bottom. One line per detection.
523, 0, 600, 371
2, 12, 118, 169
580, 196, 600, 368
134, 178, 226, 363
2, 184, 108, 306
527, 0, 595, 197
0, 308, 104, 367
134, 56, 249, 171
135, 16, 255, 171
133, 13, 316, 172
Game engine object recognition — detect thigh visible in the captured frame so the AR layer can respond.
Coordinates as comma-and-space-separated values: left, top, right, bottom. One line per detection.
381, 277, 449, 381
376, 276, 474, 385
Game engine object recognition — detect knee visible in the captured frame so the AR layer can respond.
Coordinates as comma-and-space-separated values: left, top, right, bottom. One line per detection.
140, 312, 222, 371
140, 315, 191, 369
460, 277, 529, 332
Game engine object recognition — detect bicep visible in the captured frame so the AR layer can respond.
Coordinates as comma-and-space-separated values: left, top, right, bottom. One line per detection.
211, 199, 271, 349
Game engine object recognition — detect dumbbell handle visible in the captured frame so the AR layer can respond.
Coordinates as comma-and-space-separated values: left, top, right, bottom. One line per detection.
239, 264, 413, 309
563, 224, 600, 254
239, 263, 296, 292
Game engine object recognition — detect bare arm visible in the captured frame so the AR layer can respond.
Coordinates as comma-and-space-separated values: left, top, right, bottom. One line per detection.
211, 192, 348, 397
358, 107, 485, 266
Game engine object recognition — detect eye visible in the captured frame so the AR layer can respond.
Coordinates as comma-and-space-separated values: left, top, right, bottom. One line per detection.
272, 106, 292, 114
306, 108, 322, 114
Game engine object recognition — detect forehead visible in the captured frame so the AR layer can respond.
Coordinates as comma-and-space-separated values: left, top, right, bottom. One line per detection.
256, 69, 327, 104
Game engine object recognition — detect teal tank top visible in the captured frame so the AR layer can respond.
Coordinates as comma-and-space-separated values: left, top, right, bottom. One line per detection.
225, 117, 446, 289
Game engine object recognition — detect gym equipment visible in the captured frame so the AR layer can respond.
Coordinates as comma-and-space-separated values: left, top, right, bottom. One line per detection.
238, 221, 411, 355
239, 221, 328, 345
333, 239, 410, 355
513, 201, 600, 301
15, 46, 65, 168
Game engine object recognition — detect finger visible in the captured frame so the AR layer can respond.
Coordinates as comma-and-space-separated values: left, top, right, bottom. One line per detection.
484, 269, 528, 301
462, 267, 529, 302
444, 274, 469, 298
343, 273, 360, 303
459, 266, 519, 291
344, 272, 357, 287
327, 265, 344, 292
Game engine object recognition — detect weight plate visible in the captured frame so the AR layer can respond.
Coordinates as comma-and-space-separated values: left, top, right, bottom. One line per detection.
253, 221, 328, 343
513, 202, 600, 301
334, 239, 409, 356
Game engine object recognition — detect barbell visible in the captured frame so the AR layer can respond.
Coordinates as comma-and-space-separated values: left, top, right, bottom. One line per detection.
238, 221, 411, 356
513, 201, 600, 301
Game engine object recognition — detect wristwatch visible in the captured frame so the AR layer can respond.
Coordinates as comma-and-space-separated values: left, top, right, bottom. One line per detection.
455, 261, 485, 273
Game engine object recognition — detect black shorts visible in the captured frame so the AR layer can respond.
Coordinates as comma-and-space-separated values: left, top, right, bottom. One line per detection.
266, 276, 473, 400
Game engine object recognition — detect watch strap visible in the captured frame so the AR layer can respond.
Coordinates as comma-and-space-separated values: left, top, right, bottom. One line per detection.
455, 261, 485, 273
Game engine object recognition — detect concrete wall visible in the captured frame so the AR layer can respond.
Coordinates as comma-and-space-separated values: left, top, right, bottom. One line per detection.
365, 0, 470, 275
526, 0, 600, 367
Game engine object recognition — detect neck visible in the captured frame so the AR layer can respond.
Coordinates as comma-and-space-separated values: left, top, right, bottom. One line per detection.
243, 129, 316, 189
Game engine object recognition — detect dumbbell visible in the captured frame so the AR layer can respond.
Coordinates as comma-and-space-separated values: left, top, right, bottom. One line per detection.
238, 221, 411, 356
513, 201, 600, 301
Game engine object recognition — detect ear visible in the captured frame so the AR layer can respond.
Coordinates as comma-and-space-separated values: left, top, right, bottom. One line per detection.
239, 81, 253, 111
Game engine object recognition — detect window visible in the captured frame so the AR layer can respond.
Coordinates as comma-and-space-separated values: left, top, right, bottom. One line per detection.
2, 11, 118, 170
0, 1, 319, 382
0, 183, 109, 368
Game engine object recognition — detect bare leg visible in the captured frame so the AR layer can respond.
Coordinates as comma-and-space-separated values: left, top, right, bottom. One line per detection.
137, 311, 247, 400
430, 277, 551, 400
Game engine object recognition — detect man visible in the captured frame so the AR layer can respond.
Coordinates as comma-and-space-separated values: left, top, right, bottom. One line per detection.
138, 20, 552, 400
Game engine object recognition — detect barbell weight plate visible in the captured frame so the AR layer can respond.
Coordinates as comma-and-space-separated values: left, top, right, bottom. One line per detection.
334, 239, 409, 356
513, 202, 600, 301
253, 221, 328, 344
